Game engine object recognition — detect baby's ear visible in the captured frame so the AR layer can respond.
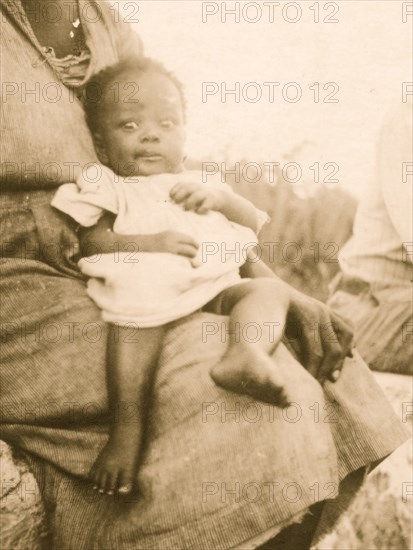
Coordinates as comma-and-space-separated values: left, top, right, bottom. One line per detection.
93, 133, 109, 164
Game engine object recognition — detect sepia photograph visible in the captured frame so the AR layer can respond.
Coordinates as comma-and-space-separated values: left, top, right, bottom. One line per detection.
0, 1, 412, 548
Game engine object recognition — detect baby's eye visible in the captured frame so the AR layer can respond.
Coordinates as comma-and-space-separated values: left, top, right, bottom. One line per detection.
160, 119, 175, 129
122, 121, 139, 131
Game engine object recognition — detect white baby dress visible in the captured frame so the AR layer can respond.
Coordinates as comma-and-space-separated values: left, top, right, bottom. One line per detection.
52, 165, 269, 327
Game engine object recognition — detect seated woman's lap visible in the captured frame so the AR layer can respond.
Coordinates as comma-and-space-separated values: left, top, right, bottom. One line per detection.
1, 257, 409, 548
0, 257, 346, 544
0, 258, 108, 418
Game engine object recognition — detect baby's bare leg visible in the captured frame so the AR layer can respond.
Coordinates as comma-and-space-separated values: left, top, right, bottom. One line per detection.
89, 324, 165, 496
209, 279, 290, 405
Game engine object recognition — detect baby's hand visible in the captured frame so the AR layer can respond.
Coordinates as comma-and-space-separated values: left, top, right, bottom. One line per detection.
149, 230, 199, 259
170, 182, 226, 214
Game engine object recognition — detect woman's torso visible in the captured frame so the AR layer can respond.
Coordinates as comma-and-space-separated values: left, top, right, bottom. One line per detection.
1, 0, 143, 272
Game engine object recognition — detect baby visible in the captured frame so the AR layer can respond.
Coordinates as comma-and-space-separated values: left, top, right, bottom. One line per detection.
52, 57, 290, 496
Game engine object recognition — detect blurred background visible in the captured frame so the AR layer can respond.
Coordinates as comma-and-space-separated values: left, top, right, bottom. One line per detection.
121, 0, 412, 200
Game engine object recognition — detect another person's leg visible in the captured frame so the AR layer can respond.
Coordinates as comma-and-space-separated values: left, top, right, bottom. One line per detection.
208, 279, 290, 405
328, 284, 412, 374
90, 324, 165, 495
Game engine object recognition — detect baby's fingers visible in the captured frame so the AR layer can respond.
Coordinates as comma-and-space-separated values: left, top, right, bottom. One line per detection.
183, 191, 207, 211
171, 232, 199, 257
170, 182, 195, 203
196, 197, 214, 214
173, 232, 199, 249
177, 243, 199, 258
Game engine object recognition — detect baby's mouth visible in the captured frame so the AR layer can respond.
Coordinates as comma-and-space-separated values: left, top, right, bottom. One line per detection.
136, 152, 163, 162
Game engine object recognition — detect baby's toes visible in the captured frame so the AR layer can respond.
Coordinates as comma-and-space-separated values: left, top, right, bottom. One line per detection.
89, 466, 100, 489
117, 469, 135, 496
90, 464, 109, 494
105, 471, 119, 496
96, 470, 108, 494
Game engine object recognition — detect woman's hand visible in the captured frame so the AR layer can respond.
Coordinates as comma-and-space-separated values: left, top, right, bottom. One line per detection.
283, 290, 354, 384
170, 182, 225, 214
79, 213, 199, 260
146, 231, 199, 258
240, 256, 354, 384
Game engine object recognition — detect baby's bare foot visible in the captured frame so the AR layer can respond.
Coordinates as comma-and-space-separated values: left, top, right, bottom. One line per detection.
89, 428, 142, 496
211, 346, 290, 406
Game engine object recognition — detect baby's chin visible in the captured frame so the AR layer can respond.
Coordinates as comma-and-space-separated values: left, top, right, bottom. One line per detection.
135, 160, 185, 177
108, 159, 184, 178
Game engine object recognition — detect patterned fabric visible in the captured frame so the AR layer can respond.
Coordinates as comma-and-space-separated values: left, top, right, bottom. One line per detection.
0, 2, 409, 548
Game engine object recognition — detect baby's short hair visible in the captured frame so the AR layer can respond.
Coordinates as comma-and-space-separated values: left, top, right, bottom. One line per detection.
82, 56, 186, 133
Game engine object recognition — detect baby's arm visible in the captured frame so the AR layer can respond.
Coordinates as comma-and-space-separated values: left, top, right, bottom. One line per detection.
218, 192, 262, 232
170, 182, 263, 232
78, 212, 199, 259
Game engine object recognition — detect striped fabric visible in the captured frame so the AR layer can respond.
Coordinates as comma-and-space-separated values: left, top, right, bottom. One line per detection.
0, 2, 410, 548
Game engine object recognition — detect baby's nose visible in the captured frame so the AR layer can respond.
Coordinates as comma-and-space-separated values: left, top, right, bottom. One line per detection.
140, 125, 160, 142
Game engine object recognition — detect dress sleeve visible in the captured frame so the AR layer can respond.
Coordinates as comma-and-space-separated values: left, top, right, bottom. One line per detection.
51, 164, 119, 227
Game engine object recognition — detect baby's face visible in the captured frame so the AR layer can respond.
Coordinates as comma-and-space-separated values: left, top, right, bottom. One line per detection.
97, 71, 185, 177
